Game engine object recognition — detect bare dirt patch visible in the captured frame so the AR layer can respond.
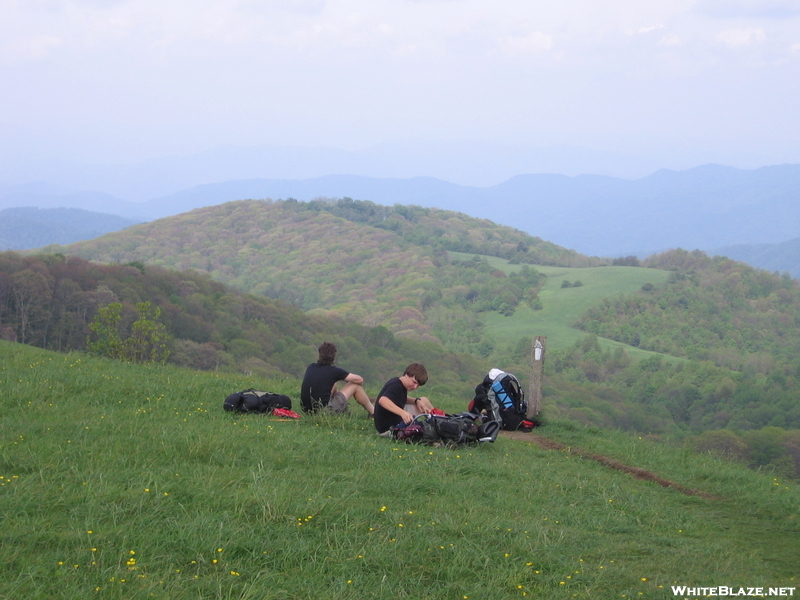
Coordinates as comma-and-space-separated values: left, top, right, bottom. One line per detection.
501, 430, 721, 500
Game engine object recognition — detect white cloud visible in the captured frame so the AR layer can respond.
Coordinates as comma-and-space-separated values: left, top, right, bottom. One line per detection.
0, 34, 62, 63
638, 24, 665, 34
716, 28, 766, 47
501, 31, 554, 55
657, 34, 681, 46
632, 23, 681, 47
259, 0, 326, 15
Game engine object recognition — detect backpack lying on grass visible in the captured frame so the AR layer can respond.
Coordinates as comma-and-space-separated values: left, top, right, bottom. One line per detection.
470, 369, 535, 431
392, 412, 501, 447
223, 389, 293, 414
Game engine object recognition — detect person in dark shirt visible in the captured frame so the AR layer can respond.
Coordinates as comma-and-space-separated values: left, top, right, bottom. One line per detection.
300, 342, 374, 415
374, 362, 435, 434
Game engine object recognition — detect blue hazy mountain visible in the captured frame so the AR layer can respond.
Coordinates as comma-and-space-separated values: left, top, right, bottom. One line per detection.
131, 163, 800, 258
714, 237, 800, 278
2, 164, 798, 263
0, 183, 145, 220
0, 207, 139, 251
1, 142, 664, 201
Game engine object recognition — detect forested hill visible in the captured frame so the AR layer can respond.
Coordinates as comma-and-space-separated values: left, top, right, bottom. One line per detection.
580, 249, 800, 372
551, 249, 800, 433
0, 251, 484, 397
56, 199, 601, 346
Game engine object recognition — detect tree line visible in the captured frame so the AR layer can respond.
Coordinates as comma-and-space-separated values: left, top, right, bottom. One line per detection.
0, 251, 484, 397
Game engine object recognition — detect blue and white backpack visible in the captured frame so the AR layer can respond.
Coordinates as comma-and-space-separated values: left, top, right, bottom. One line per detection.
470, 369, 528, 431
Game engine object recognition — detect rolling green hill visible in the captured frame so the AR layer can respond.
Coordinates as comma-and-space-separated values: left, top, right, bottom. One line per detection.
1, 342, 798, 599
56, 199, 601, 350
450, 252, 672, 356
8, 198, 800, 456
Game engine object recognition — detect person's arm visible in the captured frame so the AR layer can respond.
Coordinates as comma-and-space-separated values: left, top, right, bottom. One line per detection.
378, 395, 414, 424
412, 396, 434, 414
344, 373, 364, 385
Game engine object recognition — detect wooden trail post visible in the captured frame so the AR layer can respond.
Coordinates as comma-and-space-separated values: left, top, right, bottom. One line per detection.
527, 336, 546, 419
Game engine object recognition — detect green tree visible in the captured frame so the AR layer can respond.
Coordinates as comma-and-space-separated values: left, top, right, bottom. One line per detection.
88, 301, 171, 364
87, 302, 125, 360
125, 301, 171, 365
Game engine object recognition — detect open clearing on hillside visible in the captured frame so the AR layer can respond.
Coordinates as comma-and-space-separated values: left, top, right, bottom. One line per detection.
450, 252, 672, 355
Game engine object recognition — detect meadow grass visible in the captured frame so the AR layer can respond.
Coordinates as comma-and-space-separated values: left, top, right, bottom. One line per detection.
450, 252, 672, 355
1, 341, 798, 599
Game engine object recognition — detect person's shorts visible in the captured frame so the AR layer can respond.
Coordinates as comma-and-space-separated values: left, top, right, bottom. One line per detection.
326, 392, 349, 414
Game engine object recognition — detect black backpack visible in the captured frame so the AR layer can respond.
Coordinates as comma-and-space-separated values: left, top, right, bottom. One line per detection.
471, 370, 528, 431
223, 389, 292, 414
393, 412, 500, 446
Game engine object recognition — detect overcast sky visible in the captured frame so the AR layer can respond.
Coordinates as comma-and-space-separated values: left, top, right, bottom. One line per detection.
1, 0, 799, 176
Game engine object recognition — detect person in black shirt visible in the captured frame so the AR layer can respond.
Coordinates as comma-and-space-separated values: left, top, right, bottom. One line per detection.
300, 342, 374, 415
374, 362, 435, 434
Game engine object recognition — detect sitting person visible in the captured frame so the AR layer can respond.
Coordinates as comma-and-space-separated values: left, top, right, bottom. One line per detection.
300, 342, 374, 415
373, 362, 436, 434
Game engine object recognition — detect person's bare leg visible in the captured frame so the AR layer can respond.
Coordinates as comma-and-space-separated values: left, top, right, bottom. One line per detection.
405, 403, 418, 416
405, 396, 433, 416
339, 382, 374, 415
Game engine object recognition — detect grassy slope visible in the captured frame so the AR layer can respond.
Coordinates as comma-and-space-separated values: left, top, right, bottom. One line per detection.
1, 341, 797, 600
451, 252, 672, 356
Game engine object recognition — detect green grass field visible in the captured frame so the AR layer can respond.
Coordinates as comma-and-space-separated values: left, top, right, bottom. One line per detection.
450, 252, 672, 356
1, 341, 798, 599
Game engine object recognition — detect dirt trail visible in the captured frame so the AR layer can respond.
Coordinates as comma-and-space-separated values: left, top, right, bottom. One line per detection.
500, 430, 721, 500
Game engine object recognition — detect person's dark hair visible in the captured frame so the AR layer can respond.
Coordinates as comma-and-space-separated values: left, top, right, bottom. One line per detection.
317, 342, 337, 366
404, 362, 428, 386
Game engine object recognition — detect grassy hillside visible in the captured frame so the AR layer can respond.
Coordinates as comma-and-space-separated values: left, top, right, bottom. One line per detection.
1, 342, 798, 599
451, 252, 672, 355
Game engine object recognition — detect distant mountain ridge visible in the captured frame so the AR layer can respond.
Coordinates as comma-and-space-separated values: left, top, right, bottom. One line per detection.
132, 163, 800, 259
715, 237, 800, 277
3, 163, 799, 265
0, 207, 139, 251
0, 182, 141, 217
0, 141, 680, 200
